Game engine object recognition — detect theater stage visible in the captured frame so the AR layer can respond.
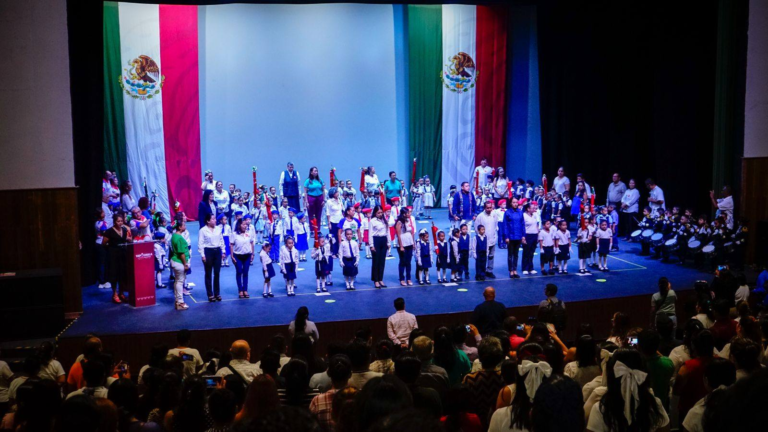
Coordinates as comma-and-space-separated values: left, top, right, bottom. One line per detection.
62, 209, 710, 339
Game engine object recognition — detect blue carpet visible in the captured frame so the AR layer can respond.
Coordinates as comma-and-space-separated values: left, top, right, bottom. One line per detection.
65, 210, 710, 337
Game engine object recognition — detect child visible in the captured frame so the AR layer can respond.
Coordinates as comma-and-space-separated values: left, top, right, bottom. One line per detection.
279, 236, 299, 296
553, 220, 572, 274
217, 213, 232, 267
471, 225, 489, 282
279, 199, 290, 222
411, 178, 424, 219
422, 177, 436, 219
259, 242, 275, 298
242, 192, 252, 211
154, 231, 167, 288
435, 230, 449, 283
324, 233, 336, 286
251, 200, 267, 244
339, 229, 360, 290
383, 205, 393, 258
538, 220, 556, 275
311, 235, 331, 293
595, 220, 613, 271
551, 193, 564, 222
388, 198, 401, 251
541, 192, 554, 223
267, 187, 279, 208
281, 207, 299, 245
576, 219, 592, 275
295, 212, 309, 262
449, 228, 461, 282
495, 199, 508, 249
446, 185, 458, 231
231, 197, 247, 225
415, 229, 433, 285
637, 206, 655, 256
361, 208, 373, 259
267, 209, 282, 262
587, 215, 598, 268
524, 180, 535, 201
458, 224, 471, 280
608, 204, 620, 251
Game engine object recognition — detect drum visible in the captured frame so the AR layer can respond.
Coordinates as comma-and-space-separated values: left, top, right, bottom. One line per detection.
723, 242, 734, 254
641, 229, 654, 242
702, 244, 716, 257
688, 240, 702, 252
630, 230, 643, 242
665, 237, 679, 251
688, 236, 698, 245
651, 233, 664, 247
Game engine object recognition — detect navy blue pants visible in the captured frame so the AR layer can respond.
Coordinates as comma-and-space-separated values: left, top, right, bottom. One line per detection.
203, 248, 222, 297
507, 239, 522, 272
398, 245, 413, 281
233, 253, 251, 292
522, 234, 538, 272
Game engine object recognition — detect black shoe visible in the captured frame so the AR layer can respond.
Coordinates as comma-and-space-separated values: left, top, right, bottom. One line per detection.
263, 293, 268, 298
326, 281, 333, 286
485, 272, 496, 279
216, 296, 222, 301
513, 274, 521, 279
426, 280, 431, 285
268, 292, 274, 298
208, 297, 216, 302
418, 280, 424, 285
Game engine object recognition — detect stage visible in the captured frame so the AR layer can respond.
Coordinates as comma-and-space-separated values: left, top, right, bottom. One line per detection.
63, 209, 711, 339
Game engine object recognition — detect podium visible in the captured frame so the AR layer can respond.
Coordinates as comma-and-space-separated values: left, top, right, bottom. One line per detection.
124, 242, 156, 307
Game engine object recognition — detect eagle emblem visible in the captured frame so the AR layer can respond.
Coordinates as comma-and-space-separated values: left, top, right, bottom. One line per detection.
120, 55, 164, 100
441, 52, 478, 93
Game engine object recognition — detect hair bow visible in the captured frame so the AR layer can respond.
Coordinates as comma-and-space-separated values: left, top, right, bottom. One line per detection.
613, 360, 648, 425
517, 360, 552, 401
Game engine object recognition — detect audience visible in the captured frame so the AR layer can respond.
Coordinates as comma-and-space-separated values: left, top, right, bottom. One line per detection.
4, 271, 768, 432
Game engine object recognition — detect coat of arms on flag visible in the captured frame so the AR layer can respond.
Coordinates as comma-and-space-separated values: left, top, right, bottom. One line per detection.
440, 51, 478, 93
120, 55, 165, 100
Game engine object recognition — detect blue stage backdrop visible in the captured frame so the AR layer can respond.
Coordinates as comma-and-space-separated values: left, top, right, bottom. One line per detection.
199, 3, 407, 194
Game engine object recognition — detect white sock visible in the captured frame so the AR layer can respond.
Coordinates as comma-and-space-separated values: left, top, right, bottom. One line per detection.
321, 277, 326, 290
316, 279, 321, 291
156, 272, 162, 286
263, 282, 268, 294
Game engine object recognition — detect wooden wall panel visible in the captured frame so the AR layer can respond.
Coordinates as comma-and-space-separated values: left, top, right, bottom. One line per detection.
0, 188, 82, 316
740, 157, 768, 264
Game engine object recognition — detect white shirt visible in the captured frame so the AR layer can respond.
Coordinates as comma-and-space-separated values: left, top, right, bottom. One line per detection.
620, 188, 641, 213
201, 180, 216, 191
476, 211, 498, 246
259, 249, 273, 271
716, 196, 734, 229
279, 246, 300, 270
396, 216, 416, 247
553, 230, 571, 246
213, 190, 230, 211
0, 361, 13, 403
101, 202, 114, 228
121, 194, 136, 213
215, 358, 261, 383
279, 170, 302, 197
325, 199, 344, 224
370, 218, 389, 238
231, 232, 254, 255
682, 394, 709, 432
553, 176, 570, 194
735, 284, 750, 304
492, 177, 509, 198
340, 239, 360, 263
168, 347, 204, 378
38, 359, 66, 382
474, 166, 494, 188
595, 228, 613, 239
364, 174, 381, 192
587, 395, 668, 432
524, 213, 539, 234
67, 386, 109, 400
649, 186, 666, 216
489, 406, 531, 432
198, 225, 225, 256
538, 229, 554, 247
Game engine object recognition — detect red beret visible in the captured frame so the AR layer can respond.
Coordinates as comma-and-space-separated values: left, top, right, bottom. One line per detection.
383, 205, 392, 211
353, 202, 361, 209
362, 208, 372, 214
391, 197, 400, 202
497, 199, 506, 206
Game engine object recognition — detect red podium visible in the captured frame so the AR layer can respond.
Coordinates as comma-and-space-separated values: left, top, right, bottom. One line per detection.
124, 242, 156, 307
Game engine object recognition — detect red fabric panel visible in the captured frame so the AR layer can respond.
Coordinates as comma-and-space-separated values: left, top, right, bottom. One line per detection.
475, 5, 509, 169
160, 5, 201, 220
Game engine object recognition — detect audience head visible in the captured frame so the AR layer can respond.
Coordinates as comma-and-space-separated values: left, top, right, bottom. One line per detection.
14, 379, 60, 432
394, 297, 405, 311
394, 351, 422, 385
531, 374, 585, 432
545, 283, 558, 297
601, 348, 663, 432
433, 327, 458, 371
176, 329, 192, 347
282, 358, 311, 404
230, 340, 251, 361
347, 338, 372, 370
353, 375, 413, 431
483, 287, 496, 301
259, 349, 281, 376
374, 339, 394, 361
713, 299, 731, 320
208, 389, 237, 428
327, 354, 353, 388
576, 335, 598, 367
57, 395, 100, 432
478, 336, 504, 371
411, 336, 434, 363
729, 337, 761, 373
637, 329, 661, 358
241, 375, 280, 421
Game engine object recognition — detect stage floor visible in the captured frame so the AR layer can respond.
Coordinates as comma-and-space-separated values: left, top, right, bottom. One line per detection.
64, 209, 711, 338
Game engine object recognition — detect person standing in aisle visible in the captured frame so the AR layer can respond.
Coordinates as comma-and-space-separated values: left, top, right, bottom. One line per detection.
199, 213, 226, 302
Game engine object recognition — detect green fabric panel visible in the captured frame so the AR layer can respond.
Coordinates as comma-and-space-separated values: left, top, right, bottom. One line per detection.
407, 5, 443, 206
103, 2, 128, 183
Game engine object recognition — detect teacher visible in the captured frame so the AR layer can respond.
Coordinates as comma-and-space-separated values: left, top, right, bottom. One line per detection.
620, 179, 640, 240
369, 205, 390, 288
303, 166, 325, 225
503, 197, 524, 279
279, 162, 302, 211
103, 213, 132, 304
383, 171, 403, 205
197, 190, 215, 228
364, 166, 381, 193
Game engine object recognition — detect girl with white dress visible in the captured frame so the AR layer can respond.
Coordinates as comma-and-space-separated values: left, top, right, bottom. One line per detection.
422, 177, 437, 219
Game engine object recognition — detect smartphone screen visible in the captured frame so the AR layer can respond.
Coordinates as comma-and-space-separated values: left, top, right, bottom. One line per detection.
465, 325, 471, 333
181, 354, 194, 362
203, 376, 221, 387
628, 337, 638, 347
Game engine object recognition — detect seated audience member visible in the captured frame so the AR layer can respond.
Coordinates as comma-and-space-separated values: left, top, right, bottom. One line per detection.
289, 334, 326, 377
681, 358, 735, 432
67, 359, 108, 400
368, 409, 443, 432
346, 338, 383, 390
638, 329, 675, 411
370, 339, 395, 374
463, 337, 506, 428
138, 344, 169, 386
586, 348, 669, 432
542, 342, 566, 376
606, 312, 631, 347
411, 336, 450, 392
582, 342, 619, 405
495, 359, 518, 409
442, 387, 483, 432
387, 297, 419, 349
8, 356, 41, 407
215, 340, 260, 383
564, 335, 601, 388
453, 324, 481, 362
310, 354, 352, 431
701, 367, 768, 432
656, 314, 682, 357
107, 378, 161, 432
433, 327, 472, 386
68, 337, 103, 393
331, 386, 358, 432
236, 375, 280, 423
669, 319, 704, 377
57, 395, 102, 432
565, 324, 595, 363
692, 299, 715, 329
309, 341, 347, 392
503, 317, 527, 355
489, 354, 552, 432
531, 374, 585, 432
727, 337, 762, 381
394, 352, 442, 419
675, 330, 715, 425
162, 376, 210, 432
254, 334, 291, 374
146, 372, 181, 425
352, 375, 413, 431
11, 379, 61, 432
258, 350, 286, 388
167, 329, 204, 377
36, 342, 66, 387
279, 358, 320, 409
710, 300, 737, 350
207, 388, 237, 432
734, 273, 750, 304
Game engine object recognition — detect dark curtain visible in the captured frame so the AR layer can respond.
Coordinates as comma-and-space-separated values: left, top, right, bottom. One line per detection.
68, 0, 105, 286
537, 0, 719, 214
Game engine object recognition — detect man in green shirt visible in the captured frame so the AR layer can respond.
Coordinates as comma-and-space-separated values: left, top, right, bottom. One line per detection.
638, 329, 674, 410
170, 221, 191, 311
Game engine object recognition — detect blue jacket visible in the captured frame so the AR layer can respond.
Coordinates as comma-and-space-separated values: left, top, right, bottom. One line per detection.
503, 208, 524, 241
452, 191, 477, 220
198, 201, 215, 228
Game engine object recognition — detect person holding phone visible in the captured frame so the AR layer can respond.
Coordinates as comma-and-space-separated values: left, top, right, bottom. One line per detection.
168, 329, 204, 377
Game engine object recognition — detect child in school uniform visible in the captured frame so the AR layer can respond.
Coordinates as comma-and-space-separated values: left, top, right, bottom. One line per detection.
279, 199, 290, 222
388, 197, 401, 250
587, 215, 598, 268
524, 180, 535, 201
422, 177, 436, 220
217, 214, 232, 267
339, 228, 360, 290
435, 230, 449, 283
251, 200, 267, 244
311, 235, 331, 293
446, 185, 458, 231
538, 220, 556, 275
361, 208, 373, 259
414, 229, 433, 285
267, 209, 282, 262
282, 208, 300, 245
458, 224, 471, 280
295, 212, 309, 262
154, 231, 167, 288
471, 225, 489, 282
576, 219, 592, 275
260, 242, 275, 298
279, 236, 299, 296
231, 197, 247, 224
449, 228, 461, 282
495, 199, 508, 249
595, 220, 613, 271
608, 204, 620, 251
637, 206, 655, 256
324, 233, 337, 286
553, 220, 572, 274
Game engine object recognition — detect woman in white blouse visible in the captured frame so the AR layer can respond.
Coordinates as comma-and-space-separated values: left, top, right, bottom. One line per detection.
325, 187, 344, 256
213, 181, 230, 216
395, 207, 416, 286
231, 219, 255, 298
620, 179, 641, 240
198, 213, 226, 302
369, 205, 391, 288
522, 203, 540, 275
289, 306, 320, 342
492, 167, 509, 199
364, 166, 381, 193
120, 180, 136, 213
